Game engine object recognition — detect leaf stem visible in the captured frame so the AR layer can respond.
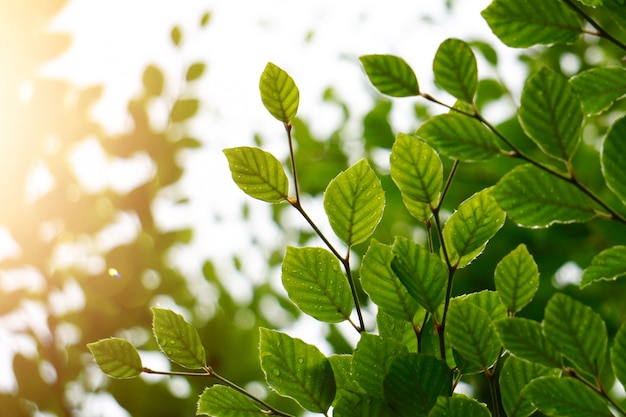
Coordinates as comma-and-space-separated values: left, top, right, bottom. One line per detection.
561, 0, 626, 52
285, 122, 301, 203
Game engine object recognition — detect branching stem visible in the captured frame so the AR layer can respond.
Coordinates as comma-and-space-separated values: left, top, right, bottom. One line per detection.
562, 0, 626, 52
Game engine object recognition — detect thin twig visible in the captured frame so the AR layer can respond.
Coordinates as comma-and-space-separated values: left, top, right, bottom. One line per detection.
562, 0, 626, 52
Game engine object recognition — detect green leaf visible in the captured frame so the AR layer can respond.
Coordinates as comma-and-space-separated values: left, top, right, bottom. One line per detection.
581, 245, 626, 288
142, 65, 164, 96
87, 338, 142, 379
333, 391, 395, 417
259, 328, 335, 413
543, 293, 607, 376
359, 54, 420, 97
442, 188, 506, 268
519, 68, 582, 161
282, 246, 353, 323
611, 322, 626, 388
151, 308, 206, 369
417, 113, 502, 161
446, 301, 500, 370
570, 67, 626, 114
361, 240, 420, 322
170, 98, 199, 122
428, 394, 491, 417
171, 26, 182, 46
377, 311, 420, 353
391, 237, 448, 313
494, 317, 562, 368
185, 62, 206, 82
522, 377, 613, 417
259, 62, 299, 123
390, 133, 442, 213
383, 353, 452, 417
601, 115, 626, 202
223, 147, 289, 203
352, 334, 408, 398
481, 0, 582, 48
493, 164, 596, 227
328, 354, 358, 393
197, 386, 264, 416
324, 159, 385, 247
433, 38, 478, 103
494, 244, 539, 313
461, 290, 508, 323
500, 356, 560, 417
200, 12, 212, 27
577, 0, 602, 5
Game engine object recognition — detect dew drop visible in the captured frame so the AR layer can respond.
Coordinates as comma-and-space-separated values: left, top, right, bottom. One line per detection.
297, 358, 304, 364
272, 369, 280, 376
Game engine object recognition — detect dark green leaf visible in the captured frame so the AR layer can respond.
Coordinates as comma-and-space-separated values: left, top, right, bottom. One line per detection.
433, 38, 478, 103
185, 62, 206, 82
352, 334, 408, 398
142, 65, 164, 96
151, 308, 206, 369
581, 245, 626, 288
494, 244, 539, 312
87, 338, 142, 379
493, 164, 596, 227
333, 391, 395, 417
494, 317, 562, 368
601, 115, 626, 203
170, 98, 199, 122
197, 386, 264, 416
223, 146, 289, 203
570, 67, 626, 114
359, 54, 420, 97
611, 322, 626, 388
259, 328, 335, 413
428, 394, 491, 417
259, 62, 299, 123
324, 159, 385, 247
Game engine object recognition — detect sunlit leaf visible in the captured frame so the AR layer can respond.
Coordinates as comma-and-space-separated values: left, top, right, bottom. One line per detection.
611, 322, 626, 388
461, 290, 507, 323
442, 188, 506, 268
87, 338, 142, 379
152, 308, 206, 369
493, 164, 596, 227
359, 54, 420, 97
282, 246, 353, 323
186, 62, 206, 82
494, 244, 539, 312
170, 98, 199, 122
223, 146, 289, 203
328, 354, 357, 393
519, 68, 582, 161
259, 62, 299, 123
324, 159, 385, 247
433, 38, 478, 103
581, 246, 626, 288
601, 115, 626, 203
352, 334, 408, 398
259, 328, 335, 413
570, 67, 626, 114
142, 65, 164, 96
200, 12, 212, 27
495, 317, 562, 368
428, 394, 491, 417
171, 26, 182, 46
481, 0, 582, 48
197, 386, 264, 416
543, 293, 607, 376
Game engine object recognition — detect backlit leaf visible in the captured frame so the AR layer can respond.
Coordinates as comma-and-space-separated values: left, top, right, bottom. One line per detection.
433, 38, 478, 103
223, 146, 289, 203
152, 308, 206, 369
461, 290, 507, 323
611, 322, 626, 388
197, 386, 264, 416
359, 54, 420, 97
171, 26, 182, 46
377, 311, 420, 353
494, 317, 562, 368
333, 391, 395, 417
259, 328, 335, 413
324, 159, 385, 247
170, 98, 199, 122
87, 338, 142, 379
186, 62, 206, 82
142, 65, 164, 96
494, 244, 539, 312
581, 245, 626, 288
259, 62, 299, 123
352, 334, 408, 398
570, 67, 626, 114
428, 394, 491, 417
601, 115, 626, 203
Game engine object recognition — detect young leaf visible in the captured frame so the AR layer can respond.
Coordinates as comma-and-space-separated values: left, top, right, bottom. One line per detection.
87, 338, 142, 379
493, 164, 596, 227
543, 293, 607, 376
442, 188, 506, 268
390, 133, 442, 210
360, 240, 420, 322
611, 322, 626, 388
519, 68, 582, 161
428, 394, 491, 417
581, 245, 626, 288
499, 356, 560, 417
359, 54, 420, 97
494, 244, 539, 313
185, 62, 206, 82
417, 113, 502, 161
259, 328, 335, 413
170, 98, 199, 122
282, 246, 353, 323
383, 353, 452, 416
324, 159, 385, 247
197, 386, 264, 416
391, 237, 448, 313
352, 334, 408, 398
522, 376, 613, 417
494, 317, 562, 368
601, 115, 626, 203
481, 0, 582, 48
151, 308, 206, 369
433, 38, 478, 103
570, 67, 626, 115
223, 147, 289, 203
259, 62, 299, 123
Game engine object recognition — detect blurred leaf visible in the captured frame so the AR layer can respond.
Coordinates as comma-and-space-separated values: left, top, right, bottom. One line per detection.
171, 26, 182, 46
475, 78, 507, 110
494, 244, 539, 312
601, 115, 626, 203
152, 308, 206, 369
570, 67, 626, 115
581, 245, 626, 288
433, 38, 478, 103
200, 12, 212, 27
519, 68, 582, 161
281, 246, 353, 323
428, 394, 491, 417
576, 0, 602, 5
170, 98, 199, 122
186, 62, 206, 81
495, 317, 562, 368
359, 54, 420, 97
611, 322, 626, 388
543, 293, 607, 376
352, 334, 408, 398
493, 164, 596, 227
87, 338, 142, 379
481, 0, 582, 48
469, 40, 499, 66
142, 65, 164, 96
362, 100, 395, 150
223, 146, 289, 203
259, 328, 335, 413
324, 159, 385, 247
37, 32, 72, 61
259, 62, 299, 123
197, 386, 264, 416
